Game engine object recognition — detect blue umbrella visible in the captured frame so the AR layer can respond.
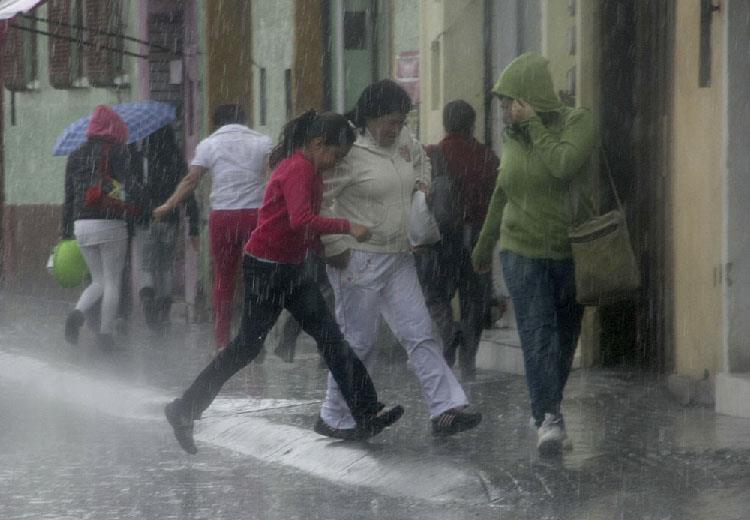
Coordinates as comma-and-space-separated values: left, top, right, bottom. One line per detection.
52, 100, 177, 156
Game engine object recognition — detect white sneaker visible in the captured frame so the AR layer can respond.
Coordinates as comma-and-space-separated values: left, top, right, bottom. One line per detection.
537, 413, 566, 455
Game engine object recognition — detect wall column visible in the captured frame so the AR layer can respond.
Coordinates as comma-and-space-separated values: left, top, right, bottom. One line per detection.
293, 0, 327, 114
205, 0, 253, 128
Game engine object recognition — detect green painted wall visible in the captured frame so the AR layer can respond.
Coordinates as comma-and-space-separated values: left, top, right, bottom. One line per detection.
2, 2, 139, 206
393, 0, 419, 56
251, 0, 293, 142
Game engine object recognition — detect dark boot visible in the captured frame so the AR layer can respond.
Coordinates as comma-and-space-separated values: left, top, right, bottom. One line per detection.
64, 309, 85, 345
140, 287, 157, 328
164, 399, 197, 454
443, 328, 462, 367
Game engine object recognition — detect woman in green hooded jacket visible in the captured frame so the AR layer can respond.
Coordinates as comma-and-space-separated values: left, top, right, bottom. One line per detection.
472, 53, 594, 455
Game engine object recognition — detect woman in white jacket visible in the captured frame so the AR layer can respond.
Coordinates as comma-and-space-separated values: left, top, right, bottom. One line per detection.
316, 80, 482, 439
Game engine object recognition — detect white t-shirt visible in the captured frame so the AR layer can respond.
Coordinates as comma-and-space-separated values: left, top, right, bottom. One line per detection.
191, 124, 273, 210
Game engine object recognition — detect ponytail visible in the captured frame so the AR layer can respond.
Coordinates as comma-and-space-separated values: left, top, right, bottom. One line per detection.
269, 110, 356, 169
269, 110, 318, 170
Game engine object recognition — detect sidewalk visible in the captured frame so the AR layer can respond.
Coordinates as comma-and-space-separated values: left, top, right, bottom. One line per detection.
2, 293, 750, 518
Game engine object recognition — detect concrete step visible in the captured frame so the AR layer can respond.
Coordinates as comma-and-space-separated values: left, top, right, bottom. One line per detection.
716, 372, 750, 418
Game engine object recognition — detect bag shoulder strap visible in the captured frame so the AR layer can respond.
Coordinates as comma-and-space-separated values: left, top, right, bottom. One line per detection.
569, 145, 624, 224
599, 146, 624, 213
430, 144, 450, 179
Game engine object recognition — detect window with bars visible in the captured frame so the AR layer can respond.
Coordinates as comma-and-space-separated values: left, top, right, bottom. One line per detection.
47, 0, 126, 89
87, 0, 126, 87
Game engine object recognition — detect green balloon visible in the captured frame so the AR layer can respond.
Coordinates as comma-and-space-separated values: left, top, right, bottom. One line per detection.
53, 240, 88, 288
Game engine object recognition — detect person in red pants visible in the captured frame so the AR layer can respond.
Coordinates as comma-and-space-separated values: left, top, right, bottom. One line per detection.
154, 104, 272, 349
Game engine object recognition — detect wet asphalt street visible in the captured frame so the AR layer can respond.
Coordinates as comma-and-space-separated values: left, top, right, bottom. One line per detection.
1, 295, 750, 520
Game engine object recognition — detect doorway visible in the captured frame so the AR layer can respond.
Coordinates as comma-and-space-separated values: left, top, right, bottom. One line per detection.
597, 0, 674, 371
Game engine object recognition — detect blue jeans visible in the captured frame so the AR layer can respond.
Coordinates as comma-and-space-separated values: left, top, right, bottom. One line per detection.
501, 251, 583, 426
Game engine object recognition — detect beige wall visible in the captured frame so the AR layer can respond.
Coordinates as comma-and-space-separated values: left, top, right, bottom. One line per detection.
419, 1, 444, 144
419, 0, 485, 145
292, 0, 327, 114
541, 0, 576, 99
205, 0, 254, 129
575, 0, 598, 112
671, 2, 725, 378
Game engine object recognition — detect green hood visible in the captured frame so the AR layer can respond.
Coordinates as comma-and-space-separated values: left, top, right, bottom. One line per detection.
491, 52, 563, 112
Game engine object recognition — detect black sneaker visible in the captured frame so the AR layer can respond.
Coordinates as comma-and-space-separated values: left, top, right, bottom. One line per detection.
313, 417, 362, 441
431, 408, 482, 437
64, 309, 85, 345
314, 405, 405, 441
358, 405, 405, 439
164, 399, 197, 454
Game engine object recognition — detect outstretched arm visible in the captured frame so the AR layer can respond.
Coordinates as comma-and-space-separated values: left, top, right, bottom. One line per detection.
153, 165, 206, 220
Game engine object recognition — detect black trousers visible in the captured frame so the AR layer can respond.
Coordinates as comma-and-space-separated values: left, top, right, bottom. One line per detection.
180, 255, 380, 425
416, 231, 492, 372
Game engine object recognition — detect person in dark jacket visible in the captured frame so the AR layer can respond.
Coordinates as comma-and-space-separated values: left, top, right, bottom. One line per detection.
61, 105, 144, 349
135, 125, 199, 328
418, 100, 499, 381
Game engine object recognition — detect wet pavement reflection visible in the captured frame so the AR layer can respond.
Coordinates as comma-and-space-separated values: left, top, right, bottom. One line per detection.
1, 295, 749, 519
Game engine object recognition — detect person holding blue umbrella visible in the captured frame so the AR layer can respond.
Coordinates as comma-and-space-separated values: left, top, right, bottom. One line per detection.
53, 100, 177, 156
61, 105, 145, 349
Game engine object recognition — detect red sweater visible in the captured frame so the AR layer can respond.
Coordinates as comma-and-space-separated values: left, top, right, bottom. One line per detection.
425, 134, 499, 230
245, 151, 351, 264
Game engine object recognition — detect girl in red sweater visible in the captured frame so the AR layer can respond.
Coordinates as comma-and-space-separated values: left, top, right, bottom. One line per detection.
165, 111, 404, 453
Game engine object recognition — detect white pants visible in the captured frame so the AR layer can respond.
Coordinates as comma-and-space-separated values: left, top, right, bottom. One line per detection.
74, 220, 128, 335
321, 251, 468, 429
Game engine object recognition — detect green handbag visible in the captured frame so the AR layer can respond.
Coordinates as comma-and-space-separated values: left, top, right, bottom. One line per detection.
568, 150, 640, 306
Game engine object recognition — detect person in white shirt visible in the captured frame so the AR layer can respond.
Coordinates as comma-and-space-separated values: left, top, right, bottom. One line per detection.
316, 80, 482, 439
154, 104, 272, 349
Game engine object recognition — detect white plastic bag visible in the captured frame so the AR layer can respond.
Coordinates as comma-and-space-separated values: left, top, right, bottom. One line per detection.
408, 191, 441, 247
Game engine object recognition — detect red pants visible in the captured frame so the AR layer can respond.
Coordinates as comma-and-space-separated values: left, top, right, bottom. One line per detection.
209, 209, 259, 348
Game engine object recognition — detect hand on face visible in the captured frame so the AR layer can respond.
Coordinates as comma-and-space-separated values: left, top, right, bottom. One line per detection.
500, 97, 536, 125
511, 99, 536, 123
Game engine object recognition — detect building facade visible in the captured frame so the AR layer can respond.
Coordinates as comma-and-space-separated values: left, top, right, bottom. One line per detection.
1, 0, 201, 313
420, 0, 750, 418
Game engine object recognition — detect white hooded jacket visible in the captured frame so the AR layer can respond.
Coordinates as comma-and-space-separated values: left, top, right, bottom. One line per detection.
321, 128, 431, 256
